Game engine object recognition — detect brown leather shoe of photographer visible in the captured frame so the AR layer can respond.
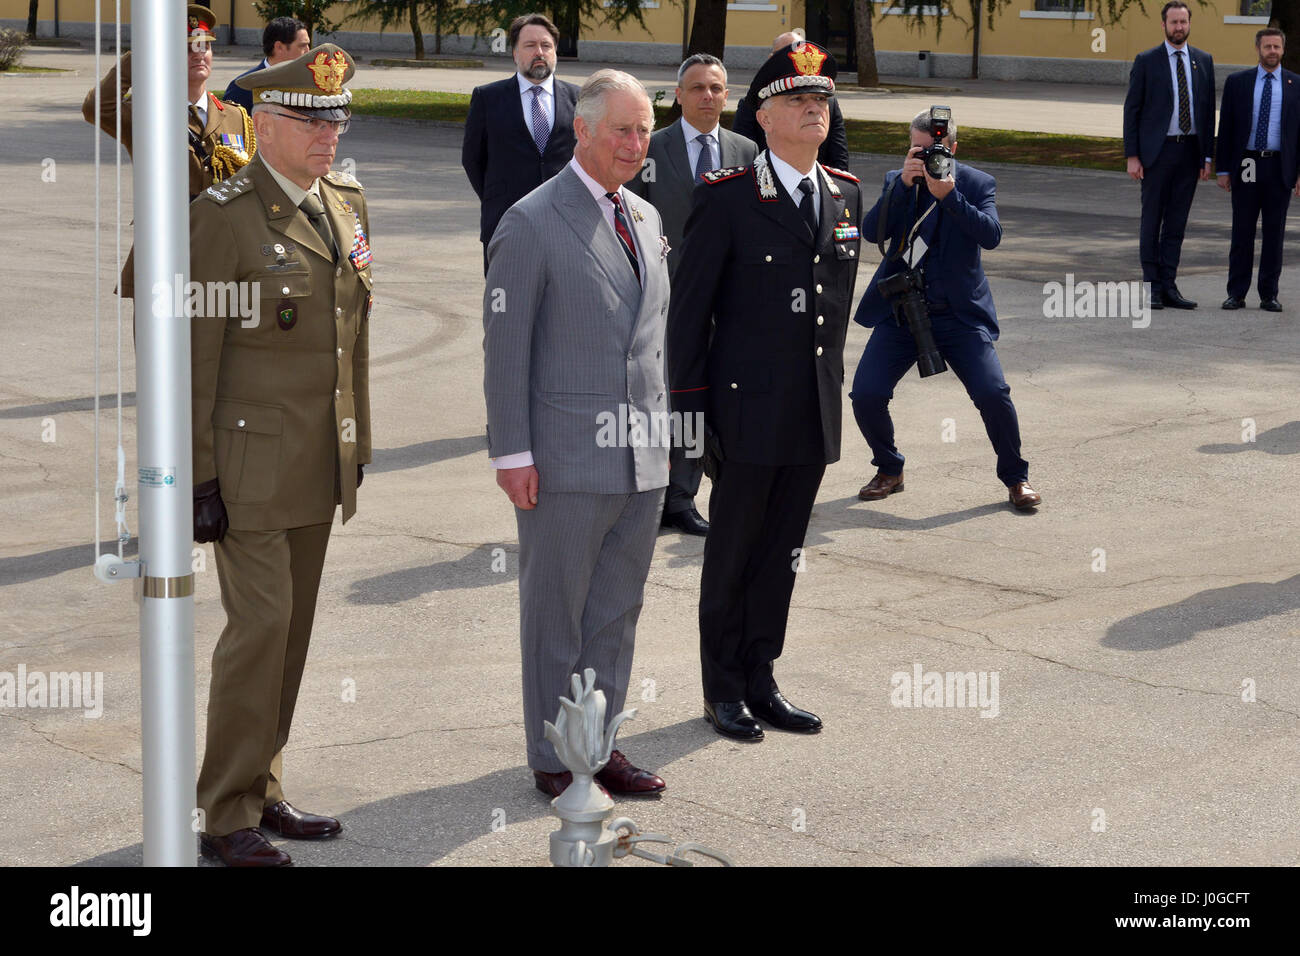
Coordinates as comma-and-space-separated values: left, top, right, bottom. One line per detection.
858, 471, 904, 500
1008, 481, 1042, 511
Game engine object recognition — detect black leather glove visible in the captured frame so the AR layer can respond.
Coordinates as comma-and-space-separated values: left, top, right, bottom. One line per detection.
702, 424, 724, 482
356, 463, 364, 488
193, 477, 229, 544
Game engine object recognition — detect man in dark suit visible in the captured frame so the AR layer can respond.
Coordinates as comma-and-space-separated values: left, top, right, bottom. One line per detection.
462, 13, 580, 273
223, 17, 310, 114
1122, 1, 1215, 310
732, 32, 850, 171
625, 53, 758, 537
850, 111, 1041, 513
669, 42, 861, 741
1216, 28, 1300, 312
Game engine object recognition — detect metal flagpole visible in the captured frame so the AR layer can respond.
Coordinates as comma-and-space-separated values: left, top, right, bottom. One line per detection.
133, 0, 196, 867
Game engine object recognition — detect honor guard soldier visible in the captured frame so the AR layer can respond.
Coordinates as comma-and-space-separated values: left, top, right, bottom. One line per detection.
82, 4, 256, 299
668, 42, 862, 742
189, 44, 372, 867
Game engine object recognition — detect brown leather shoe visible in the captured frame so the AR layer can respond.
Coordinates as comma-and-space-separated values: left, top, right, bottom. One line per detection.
533, 770, 611, 799
858, 471, 904, 500
259, 800, 342, 840
200, 827, 292, 867
595, 750, 666, 796
1008, 481, 1042, 510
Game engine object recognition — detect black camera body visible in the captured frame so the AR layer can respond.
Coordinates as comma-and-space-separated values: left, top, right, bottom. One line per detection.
918, 105, 953, 180
876, 268, 947, 378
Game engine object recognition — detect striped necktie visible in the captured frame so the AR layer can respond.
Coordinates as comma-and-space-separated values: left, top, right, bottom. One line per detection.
605, 192, 640, 282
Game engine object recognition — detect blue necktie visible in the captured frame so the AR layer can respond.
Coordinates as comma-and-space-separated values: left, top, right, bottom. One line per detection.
693, 133, 716, 183
1255, 72, 1273, 150
530, 86, 550, 155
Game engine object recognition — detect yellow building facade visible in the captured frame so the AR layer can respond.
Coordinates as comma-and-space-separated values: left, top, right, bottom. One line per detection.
4, 1, 1279, 80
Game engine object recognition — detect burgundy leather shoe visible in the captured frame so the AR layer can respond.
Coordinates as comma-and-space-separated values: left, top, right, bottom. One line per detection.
533, 770, 611, 799
1008, 481, 1042, 511
200, 828, 292, 867
859, 471, 904, 500
595, 750, 666, 796
259, 800, 342, 840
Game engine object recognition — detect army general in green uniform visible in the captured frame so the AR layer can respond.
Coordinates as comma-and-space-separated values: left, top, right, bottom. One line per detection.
189, 45, 372, 867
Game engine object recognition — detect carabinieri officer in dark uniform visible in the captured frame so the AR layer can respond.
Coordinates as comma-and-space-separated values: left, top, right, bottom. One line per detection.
668, 41, 862, 741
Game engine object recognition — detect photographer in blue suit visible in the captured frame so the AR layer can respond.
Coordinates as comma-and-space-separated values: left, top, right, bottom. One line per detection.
849, 110, 1041, 512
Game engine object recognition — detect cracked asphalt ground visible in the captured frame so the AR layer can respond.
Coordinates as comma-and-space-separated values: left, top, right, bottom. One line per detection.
2, 52, 1298, 867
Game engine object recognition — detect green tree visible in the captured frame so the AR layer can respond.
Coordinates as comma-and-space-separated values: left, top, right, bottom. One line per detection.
462, 0, 650, 54
342, 0, 470, 57
251, 1, 339, 43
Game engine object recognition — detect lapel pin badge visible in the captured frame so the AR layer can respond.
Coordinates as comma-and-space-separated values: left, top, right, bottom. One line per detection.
659, 236, 671, 260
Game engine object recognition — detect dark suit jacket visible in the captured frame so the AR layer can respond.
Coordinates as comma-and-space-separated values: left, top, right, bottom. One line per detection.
222, 58, 266, 114
1123, 43, 1216, 167
669, 155, 863, 466
462, 74, 580, 243
1216, 66, 1300, 188
854, 161, 1001, 339
731, 95, 850, 170
623, 119, 758, 278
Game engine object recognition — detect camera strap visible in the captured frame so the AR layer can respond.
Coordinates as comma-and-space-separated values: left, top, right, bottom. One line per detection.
878, 182, 938, 265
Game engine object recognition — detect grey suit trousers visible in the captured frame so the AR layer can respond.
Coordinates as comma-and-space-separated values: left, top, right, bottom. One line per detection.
516, 487, 664, 771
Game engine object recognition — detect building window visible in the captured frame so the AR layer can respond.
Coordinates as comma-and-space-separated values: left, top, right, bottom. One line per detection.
1034, 0, 1085, 10
1241, 0, 1272, 14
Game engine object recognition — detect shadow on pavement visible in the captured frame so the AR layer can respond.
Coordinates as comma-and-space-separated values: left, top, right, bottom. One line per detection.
0, 540, 137, 588
74, 718, 715, 866
347, 543, 515, 603
1198, 421, 1300, 456
1102, 574, 1300, 650
369, 434, 488, 473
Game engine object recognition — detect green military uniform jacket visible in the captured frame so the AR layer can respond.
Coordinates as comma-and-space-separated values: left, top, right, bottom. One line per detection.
82, 52, 255, 297
189, 155, 372, 528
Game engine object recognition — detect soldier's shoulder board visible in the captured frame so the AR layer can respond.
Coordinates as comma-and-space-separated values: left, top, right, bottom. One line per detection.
325, 169, 364, 190
701, 166, 747, 185
821, 165, 860, 184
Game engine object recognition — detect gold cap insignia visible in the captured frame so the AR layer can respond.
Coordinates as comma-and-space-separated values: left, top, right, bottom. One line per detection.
789, 45, 827, 77
308, 51, 349, 94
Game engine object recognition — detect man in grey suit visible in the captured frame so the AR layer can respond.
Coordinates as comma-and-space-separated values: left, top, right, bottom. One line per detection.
626, 53, 758, 537
484, 70, 672, 799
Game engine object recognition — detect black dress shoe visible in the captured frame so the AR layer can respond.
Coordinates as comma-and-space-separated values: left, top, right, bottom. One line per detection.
703, 700, 764, 741
746, 690, 823, 733
1148, 286, 1164, 310
201, 828, 292, 867
259, 801, 342, 839
1163, 285, 1197, 309
1261, 298, 1283, 312
661, 507, 709, 536
1222, 296, 1245, 310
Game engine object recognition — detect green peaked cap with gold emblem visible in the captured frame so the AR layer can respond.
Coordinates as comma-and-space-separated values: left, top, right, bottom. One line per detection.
237, 43, 356, 121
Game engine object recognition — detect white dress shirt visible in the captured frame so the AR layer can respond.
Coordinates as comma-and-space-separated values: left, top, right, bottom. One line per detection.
680, 117, 721, 176
517, 72, 555, 144
768, 149, 821, 225
1163, 40, 1197, 137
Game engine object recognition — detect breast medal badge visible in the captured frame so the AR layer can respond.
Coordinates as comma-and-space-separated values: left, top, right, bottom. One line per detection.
348, 212, 372, 271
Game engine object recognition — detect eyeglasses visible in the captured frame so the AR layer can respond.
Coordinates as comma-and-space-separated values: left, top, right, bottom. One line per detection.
267, 109, 350, 136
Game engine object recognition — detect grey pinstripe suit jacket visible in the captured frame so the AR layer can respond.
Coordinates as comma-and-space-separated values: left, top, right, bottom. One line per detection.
483, 164, 671, 494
